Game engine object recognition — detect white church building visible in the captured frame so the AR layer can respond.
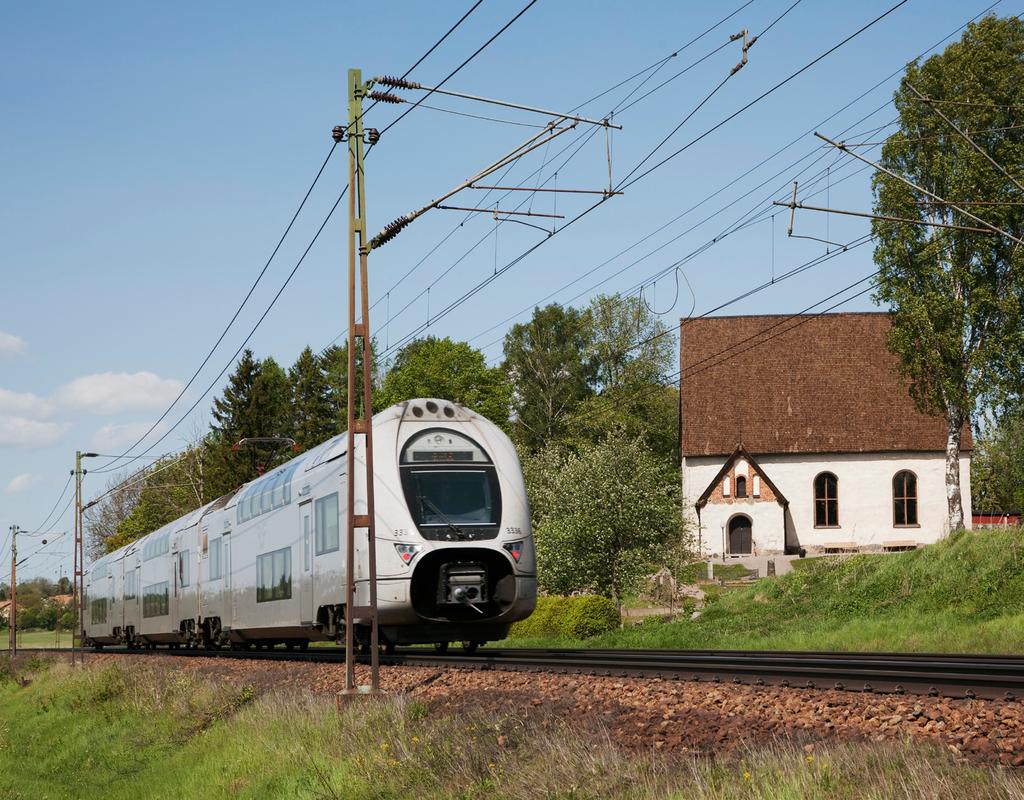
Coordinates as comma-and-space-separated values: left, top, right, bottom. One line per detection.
680, 312, 972, 557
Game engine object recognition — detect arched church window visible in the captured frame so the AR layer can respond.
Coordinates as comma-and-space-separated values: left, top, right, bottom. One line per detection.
893, 471, 918, 526
814, 472, 839, 527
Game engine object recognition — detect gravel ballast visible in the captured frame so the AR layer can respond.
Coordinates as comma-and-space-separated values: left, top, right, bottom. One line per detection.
81, 652, 1024, 767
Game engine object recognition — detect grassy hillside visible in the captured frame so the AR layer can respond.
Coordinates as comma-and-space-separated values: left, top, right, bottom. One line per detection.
513, 529, 1024, 653
0, 657, 1020, 799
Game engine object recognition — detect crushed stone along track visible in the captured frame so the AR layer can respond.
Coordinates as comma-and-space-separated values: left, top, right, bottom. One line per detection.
24, 646, 1024, 700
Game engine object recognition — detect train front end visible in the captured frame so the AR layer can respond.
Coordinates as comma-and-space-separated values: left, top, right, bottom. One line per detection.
374, 399, 536, 647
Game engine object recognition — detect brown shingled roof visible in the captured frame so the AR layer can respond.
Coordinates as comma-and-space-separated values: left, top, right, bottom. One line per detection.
680, 312, 972, 457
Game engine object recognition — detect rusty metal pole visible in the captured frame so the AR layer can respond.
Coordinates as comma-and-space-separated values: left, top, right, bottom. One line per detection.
8, 525, 17, 657
343, 67, 381, 694
73, 452, 83, 665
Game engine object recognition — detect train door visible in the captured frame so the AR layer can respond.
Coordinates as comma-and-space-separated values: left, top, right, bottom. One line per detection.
170, 538, 179, 633
300, 501, 313, 623
223, 537, 234, 627
107, 572, 115, 636
174, 525, 198, 632
132, 564, 141, 635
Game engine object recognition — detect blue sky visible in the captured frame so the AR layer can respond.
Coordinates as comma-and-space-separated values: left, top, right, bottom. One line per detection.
0, 0, 1008, 578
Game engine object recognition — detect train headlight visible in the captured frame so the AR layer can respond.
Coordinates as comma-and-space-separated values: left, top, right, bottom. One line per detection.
502, 541, 523, 562
394, 543, 423, 566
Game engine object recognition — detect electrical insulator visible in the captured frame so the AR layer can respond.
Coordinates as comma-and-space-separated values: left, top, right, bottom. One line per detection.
378, 75, 422, 90
369, 91, 404, 105
369, 215, 413, 250
366, 128, 380, 145
331, 125, 346, 143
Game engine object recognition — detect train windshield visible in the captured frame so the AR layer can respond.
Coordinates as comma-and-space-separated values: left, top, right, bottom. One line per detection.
400, 430, 502, 536
408, 469, 497, 526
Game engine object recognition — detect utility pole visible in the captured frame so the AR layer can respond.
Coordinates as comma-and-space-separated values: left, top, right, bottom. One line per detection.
55, 565, 63, 648
72, 451, 97, 666
340, 67, 381, 695
8, 525, 17, 657
72, 453, 81, 664
329, 69, 621, 695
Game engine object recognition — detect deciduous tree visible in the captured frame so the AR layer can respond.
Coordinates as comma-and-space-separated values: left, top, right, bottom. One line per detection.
872, 15, 1024, 530
378, 337, 510, 425
972, 399, 1024, 514
523, 433, 686, 603
502, 304, 594, 451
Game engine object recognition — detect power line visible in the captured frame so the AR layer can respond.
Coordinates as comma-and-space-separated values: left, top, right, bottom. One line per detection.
603, 272, 880, 420
88, 193, 346, 475
29, 474, 72, 535
615, 0, 804, 189
377, 0, 540, 138
617, 0, 911, 192
83, 0, 549, 478
374, 0, 911, 360
908, 82, 1024, 194
817, 131, 1024, 246
90, 1, 496, 476
465, 3, 1001, 356
362, 0, 767, 327
91, 143, 340, 475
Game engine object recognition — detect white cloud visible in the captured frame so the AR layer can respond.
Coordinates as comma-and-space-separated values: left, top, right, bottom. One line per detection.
0, 388, 55, 419
56, 371, 184, 415
5, 473, 36, 493
0, 416, 70, 448
91, 420, 165, 451
0, 331, 26, 357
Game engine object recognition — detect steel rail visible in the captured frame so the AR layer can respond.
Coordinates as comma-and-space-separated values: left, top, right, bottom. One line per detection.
22, 646, 1024, 700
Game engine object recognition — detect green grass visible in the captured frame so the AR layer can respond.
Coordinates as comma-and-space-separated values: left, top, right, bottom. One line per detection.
502, 529, 1024, 653
3, 629, 73, 649
0, 657, 1019, 799
675, 562, 753, 584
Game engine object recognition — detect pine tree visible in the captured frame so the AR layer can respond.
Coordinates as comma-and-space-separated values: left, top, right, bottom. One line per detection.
321, 339, 379, 422
210, 348, 261, 442
206, 350, 292, 490
289, 346, 335, 449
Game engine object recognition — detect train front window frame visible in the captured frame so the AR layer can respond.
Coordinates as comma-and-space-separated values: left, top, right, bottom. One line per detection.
406, 469, 498, 528
399, 429, 502, 538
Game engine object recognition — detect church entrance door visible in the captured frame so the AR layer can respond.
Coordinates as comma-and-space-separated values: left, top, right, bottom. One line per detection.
728, 515, 752, 555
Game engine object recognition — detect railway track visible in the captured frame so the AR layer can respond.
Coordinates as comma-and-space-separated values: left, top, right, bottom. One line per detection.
22, 646, 1024, 700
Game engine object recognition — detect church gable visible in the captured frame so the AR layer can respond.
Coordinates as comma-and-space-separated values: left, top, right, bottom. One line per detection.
696, 446, 787, 509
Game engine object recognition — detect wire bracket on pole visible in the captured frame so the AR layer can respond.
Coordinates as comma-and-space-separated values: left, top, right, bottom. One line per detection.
729, 29, 758, 76
775, 180, 1001, 239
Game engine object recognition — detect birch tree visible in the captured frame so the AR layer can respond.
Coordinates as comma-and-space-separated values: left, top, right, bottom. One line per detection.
872, 15, 1024, 530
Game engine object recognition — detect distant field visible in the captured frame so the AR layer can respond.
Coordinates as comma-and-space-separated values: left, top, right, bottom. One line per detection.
504, 528, 1024, 654
4, 629, 72, 649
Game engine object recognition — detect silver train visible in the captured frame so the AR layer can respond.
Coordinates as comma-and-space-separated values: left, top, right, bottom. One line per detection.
82, 399, 536, 652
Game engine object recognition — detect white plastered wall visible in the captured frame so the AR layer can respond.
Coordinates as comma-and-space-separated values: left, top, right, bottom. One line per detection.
683, 451, 972, 557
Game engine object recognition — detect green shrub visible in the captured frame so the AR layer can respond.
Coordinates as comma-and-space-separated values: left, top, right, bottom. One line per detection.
509, 595, 620, 640
560, 595, 621, 638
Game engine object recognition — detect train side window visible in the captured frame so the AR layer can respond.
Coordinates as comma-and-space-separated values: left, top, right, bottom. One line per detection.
209, 537, 222, 580
143, 582, 169, 617
315, 493, 340, 555
256, 547, 292, 602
